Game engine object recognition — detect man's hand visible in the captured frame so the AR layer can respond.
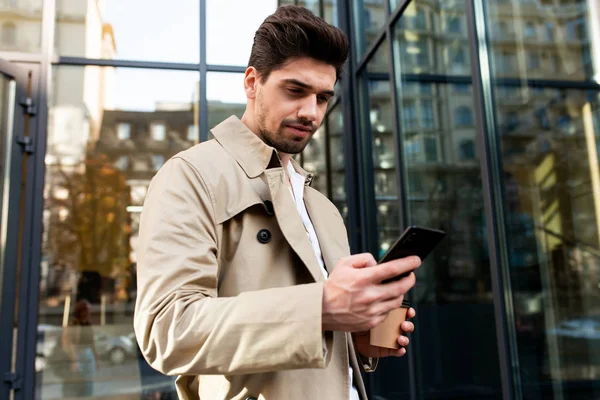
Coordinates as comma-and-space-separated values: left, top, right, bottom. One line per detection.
321, 253, 420, 332
352, 307, 416, 358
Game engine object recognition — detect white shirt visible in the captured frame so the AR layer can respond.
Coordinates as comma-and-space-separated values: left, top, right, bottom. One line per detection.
287, 162, 360, 400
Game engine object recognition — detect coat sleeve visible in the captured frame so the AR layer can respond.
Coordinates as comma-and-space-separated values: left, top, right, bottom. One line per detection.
133, 157, 330, 376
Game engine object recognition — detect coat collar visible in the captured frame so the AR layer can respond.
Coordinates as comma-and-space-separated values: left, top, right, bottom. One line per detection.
211, 115, 313, 185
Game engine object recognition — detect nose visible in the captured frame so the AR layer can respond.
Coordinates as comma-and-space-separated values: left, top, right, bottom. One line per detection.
297, 95, 318, 122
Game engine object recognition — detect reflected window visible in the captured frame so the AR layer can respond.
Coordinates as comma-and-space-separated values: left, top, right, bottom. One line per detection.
545, 22, 554, 41
447, 16, 461, 33
524, 22, 536, 38
421, 100, 434, 129
38, 67, 197, 399
455, 106, 473, 127
458, 139, 475, 161
152, 155, 164, 171
116, 156, 129, 171
402, 102, 418, 130
187, 125, 197, 142
117, 123, 131, 140
150, 123, 166, 141
1, 23, 16, 45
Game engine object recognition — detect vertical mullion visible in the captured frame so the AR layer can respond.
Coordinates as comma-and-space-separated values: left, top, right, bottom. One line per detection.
199, 0, 208, 142
467, 0, 519, 399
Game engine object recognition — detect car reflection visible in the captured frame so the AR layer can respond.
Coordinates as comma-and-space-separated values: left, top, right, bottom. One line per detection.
36, 325, 136, 372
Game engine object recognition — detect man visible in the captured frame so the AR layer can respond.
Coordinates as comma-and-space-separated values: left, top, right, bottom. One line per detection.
134, 5, 420, 400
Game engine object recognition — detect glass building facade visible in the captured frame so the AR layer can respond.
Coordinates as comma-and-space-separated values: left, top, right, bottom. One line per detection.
1, 0, 600, 399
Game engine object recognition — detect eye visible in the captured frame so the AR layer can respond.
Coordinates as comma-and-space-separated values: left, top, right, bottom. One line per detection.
317, 95, 330, 104
287, 87, 302, 95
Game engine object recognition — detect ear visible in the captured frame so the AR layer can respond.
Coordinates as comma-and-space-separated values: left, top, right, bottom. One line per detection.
244, 67, 261, 100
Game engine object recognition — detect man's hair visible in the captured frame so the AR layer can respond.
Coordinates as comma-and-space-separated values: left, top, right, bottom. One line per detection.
248, 5, 349, 81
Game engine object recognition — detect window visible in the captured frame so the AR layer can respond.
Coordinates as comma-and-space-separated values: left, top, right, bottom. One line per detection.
545, 22, 554, 41
453, 84, 471, 93
1, 23, 16, 45
151, 122, 166, 141
402, 102, 418, 130
152, 154, 165, 171
447, 16, 461, 33
459, 139, 476, 161
117, 123, 131, 140
524, 22, 536, 38
424, 137, 438, 162
455, 106, 473, 126
187, 125, 198, 142
528, 52, 540, 70
421, 100, 434, 129
115, 156, 129, 171
133, 159, 149, 171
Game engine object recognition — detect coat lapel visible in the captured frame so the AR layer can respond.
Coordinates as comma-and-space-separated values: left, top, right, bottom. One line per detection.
265, 168, 324, 283
303, 187, 348, 274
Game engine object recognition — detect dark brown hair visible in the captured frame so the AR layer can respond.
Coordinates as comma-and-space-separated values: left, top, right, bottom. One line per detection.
248, 5, 349, 81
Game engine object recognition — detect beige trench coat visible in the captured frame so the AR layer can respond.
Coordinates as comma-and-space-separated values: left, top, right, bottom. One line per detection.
134, 116, 377, 400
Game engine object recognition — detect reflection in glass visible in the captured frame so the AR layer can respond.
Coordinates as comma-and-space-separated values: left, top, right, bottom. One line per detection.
328, 106, 348, 221
38, 66, 199, 399
0, 0, 43, 53
324, 0, 339, 27
303, 126, 328, 195
207, 0, 276, 65
0, 74, 13, 322
372, 3, 504, 399
353, 0, 386, 59
55, 0, 199, 63
298, 0, 320, 16
487, 1, 596, 81
486, 2, 600, 398
207, 72, 246, 138
396, 1, 469, 75
495, 87, 600, 398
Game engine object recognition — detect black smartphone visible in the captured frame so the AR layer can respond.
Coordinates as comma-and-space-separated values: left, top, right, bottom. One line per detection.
379, 226, 446, 284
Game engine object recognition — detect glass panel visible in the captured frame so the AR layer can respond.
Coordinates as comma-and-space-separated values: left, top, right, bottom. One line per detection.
324, 0, 339, 27
38, 66, 199, 399
328, 106, 348, 220
0, 0, 43, 53
207, 72, 246, 139
302, 125, 328, 195
396, 1, 469, 75
486, 2, 600, 399
353, 0, 386, 60
363, 42, 398, 261
0, 73, 14, 322
487, 1, 597, 81
207, 0, 277, 66
298, 0, 320, 16
55, 0, 199, 63
371, 4, 504, 399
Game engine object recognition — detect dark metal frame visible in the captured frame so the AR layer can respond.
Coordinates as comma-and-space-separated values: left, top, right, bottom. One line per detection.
0, 57, 31, 400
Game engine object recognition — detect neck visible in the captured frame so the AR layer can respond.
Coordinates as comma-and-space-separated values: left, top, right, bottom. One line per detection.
241, 111, 292, 169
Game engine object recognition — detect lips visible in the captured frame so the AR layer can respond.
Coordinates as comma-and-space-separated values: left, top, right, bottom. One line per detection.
286, 124, 313, 135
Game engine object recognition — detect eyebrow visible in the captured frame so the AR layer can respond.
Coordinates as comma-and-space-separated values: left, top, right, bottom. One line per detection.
283, 79, 335, 97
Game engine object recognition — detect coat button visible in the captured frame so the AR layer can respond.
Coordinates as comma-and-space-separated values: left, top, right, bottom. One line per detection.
257, 229, 271, 244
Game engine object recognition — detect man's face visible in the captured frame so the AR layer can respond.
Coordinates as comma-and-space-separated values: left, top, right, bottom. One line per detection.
251, 57, 336, 155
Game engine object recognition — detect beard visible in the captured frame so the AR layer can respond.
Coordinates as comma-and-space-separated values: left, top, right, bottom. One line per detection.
256, 95, 317, 154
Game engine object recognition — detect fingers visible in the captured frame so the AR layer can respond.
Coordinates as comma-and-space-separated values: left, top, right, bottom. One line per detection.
401, 321, 414, 333
344, 253, 378, 269
364, 256, 421, 284
407, 307, 416, 319
373, 272, 417, 303
398, 335, 410, 347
